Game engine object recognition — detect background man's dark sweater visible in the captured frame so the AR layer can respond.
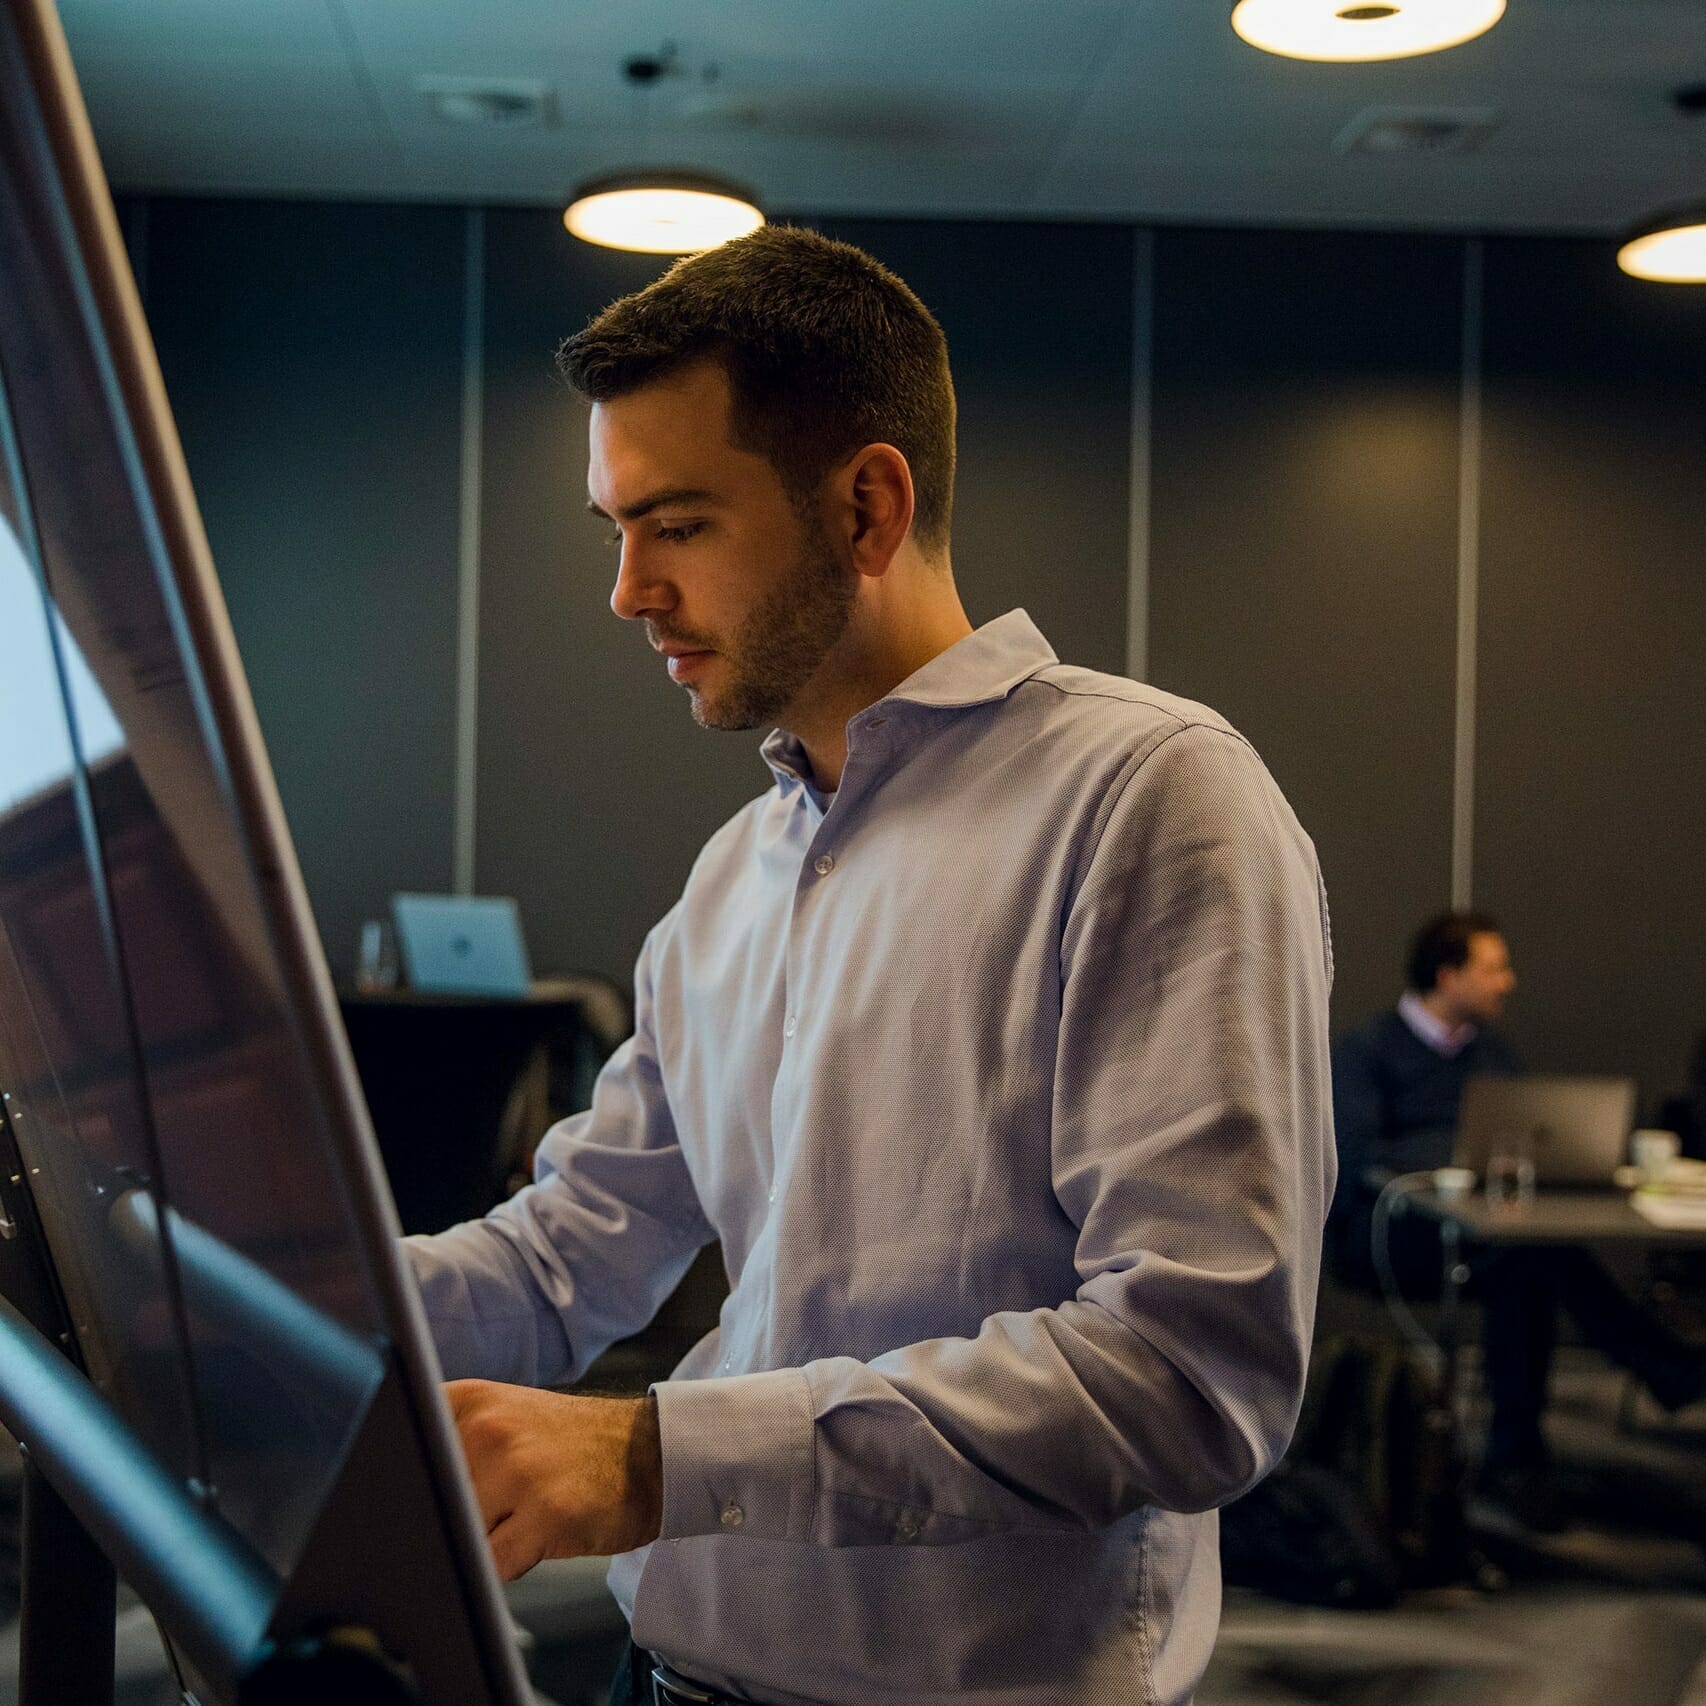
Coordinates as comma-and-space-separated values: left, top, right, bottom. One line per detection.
1330, 1009, 1519, 1234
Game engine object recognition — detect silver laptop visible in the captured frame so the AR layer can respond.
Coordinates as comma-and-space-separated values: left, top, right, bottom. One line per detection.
390, 892, 532, 996
1454, 1074, 1638, 1185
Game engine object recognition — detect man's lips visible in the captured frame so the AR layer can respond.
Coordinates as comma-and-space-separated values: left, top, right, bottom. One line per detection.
660, 647, 714, 683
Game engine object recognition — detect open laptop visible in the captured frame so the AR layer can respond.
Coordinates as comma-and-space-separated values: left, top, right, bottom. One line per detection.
391, 892, 532, 996
1454, 1074, 1638, 1185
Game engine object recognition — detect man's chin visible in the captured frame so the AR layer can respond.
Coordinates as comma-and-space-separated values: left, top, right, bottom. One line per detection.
686, 688, 766, 734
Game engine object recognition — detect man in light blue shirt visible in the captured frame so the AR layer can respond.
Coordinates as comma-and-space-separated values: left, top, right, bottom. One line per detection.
407, 226, 1336, 1705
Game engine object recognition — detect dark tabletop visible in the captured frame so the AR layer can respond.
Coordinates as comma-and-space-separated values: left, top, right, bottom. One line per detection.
1405, 1186, 1706, 1247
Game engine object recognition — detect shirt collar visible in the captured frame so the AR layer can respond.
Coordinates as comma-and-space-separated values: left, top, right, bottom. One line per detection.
759, 609, 1057, 789
876, 608, 1058, 711
1398, 991, 1477, 1058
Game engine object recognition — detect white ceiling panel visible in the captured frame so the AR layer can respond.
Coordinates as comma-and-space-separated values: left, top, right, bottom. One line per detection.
58, 0, 347, 59
54, 0, 1706, 234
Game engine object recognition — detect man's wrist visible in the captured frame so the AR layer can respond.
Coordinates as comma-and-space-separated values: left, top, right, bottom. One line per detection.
626, 1393, 664, 1547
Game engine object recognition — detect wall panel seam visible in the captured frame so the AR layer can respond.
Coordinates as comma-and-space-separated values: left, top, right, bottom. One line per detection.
454, 206, 485, 896
1127, 226, 1153, 683
1452, 237, 1484, 910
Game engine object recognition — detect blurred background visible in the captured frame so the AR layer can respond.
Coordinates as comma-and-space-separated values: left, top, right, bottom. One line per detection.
5, 2, 1706, 1702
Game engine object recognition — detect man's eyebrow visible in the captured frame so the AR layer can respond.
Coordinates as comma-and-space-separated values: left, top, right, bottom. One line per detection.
586, 487, 718, 523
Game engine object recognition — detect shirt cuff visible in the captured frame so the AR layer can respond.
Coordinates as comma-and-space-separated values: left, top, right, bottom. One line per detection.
653, 1368, 816, 1543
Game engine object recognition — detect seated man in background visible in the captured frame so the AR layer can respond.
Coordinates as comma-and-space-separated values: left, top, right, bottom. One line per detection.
1331, 912, 1706, 1528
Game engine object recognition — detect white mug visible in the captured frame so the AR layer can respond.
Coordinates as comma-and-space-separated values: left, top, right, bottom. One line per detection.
1631, 1128, 1681, 1185
1433, 1166, 1476, 1202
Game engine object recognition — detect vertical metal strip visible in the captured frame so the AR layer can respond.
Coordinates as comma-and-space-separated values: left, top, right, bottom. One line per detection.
1452, 238, 1484, 909
453, 206, 484, 897
1126, 226, 1154, 682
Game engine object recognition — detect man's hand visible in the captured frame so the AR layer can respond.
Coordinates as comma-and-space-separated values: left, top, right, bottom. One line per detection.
445, 1380, 663, 1580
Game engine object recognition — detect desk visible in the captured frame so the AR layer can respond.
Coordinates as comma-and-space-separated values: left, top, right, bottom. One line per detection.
1405, 1187, 1706, 1412
1402, 1187, 1706, 1567
1408, 1188, 1706, 1251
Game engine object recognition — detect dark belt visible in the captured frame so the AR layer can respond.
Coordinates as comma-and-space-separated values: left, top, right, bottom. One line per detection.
651, 1661, 740, 1706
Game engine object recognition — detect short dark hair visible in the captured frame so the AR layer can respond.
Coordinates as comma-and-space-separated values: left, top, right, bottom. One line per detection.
1407, 911, 1502, 994
558, 225, 956, 554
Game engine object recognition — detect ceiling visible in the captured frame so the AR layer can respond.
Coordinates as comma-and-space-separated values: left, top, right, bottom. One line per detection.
56, 0, 1706, 235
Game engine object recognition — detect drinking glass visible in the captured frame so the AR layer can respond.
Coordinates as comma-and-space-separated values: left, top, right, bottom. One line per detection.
1485, 1132, 1535, 1215
354, 918, 399, 992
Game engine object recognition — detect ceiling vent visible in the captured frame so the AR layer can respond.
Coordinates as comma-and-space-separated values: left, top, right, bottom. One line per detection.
1334, 105, 1502, 155
416, 76, 556, 128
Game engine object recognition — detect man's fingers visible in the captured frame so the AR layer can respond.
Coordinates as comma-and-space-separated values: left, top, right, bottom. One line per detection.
443, 1380, 516, 1530
443, 1377, 491, 1421
487, 1512, 544, 1583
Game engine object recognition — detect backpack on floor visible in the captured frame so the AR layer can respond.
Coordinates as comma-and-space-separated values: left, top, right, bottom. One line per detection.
1219, 1457, 1402, 1608
1221, 1332, 1463, 1605
1292, 1332, 1464, 1588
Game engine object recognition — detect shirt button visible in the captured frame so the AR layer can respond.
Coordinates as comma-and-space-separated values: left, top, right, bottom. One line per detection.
814, 853, 835, 876
896, 1511, 919, 1540
721, 1501, 744, 1530
783, 1015, 797, 1039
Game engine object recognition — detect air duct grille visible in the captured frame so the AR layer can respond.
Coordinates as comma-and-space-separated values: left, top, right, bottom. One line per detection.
1334, 106, 1503, 155
416, 76, 556, 128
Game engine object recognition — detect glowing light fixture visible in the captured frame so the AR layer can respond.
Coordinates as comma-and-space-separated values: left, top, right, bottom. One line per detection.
564, 171, 764, 255
1617, 204, 1706, 283
1230, 0, 1506, 63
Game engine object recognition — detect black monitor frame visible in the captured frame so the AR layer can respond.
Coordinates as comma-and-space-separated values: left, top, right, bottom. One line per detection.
0, 1, 535, 1699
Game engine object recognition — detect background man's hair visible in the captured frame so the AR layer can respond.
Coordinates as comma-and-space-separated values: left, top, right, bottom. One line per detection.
1407, 910, 1502, 993
558, 225, 957, 554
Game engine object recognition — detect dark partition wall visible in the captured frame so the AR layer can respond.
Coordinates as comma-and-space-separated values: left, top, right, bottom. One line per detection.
1476, 240, 1706, 1111
139, 198, 465, 980
126, 195, 1706, 1107
1147, 230, 1465, 1035
475, 212, 1137, 986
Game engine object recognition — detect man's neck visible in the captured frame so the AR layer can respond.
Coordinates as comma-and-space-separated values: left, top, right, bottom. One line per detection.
785, 584, 972, 792
1399, 989, 1478, 1058
1417, 990, 1466, 1031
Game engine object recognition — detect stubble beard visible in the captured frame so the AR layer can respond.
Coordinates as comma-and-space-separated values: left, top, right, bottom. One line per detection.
667, 516, 858, 733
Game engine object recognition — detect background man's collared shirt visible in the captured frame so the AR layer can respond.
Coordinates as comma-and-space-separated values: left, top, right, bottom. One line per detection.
1398, 989, 1477, 1058
409, 610, 1336, 1705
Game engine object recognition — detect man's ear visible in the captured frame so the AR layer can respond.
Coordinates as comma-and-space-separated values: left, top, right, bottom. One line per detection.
840, 444, 914, 580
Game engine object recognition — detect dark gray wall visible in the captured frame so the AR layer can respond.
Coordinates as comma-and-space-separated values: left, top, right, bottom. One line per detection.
1147, 229, 1465, 1038
137, 198, 465, 977
1476, 240, 1706, 1110
131, 197, 1706, 1109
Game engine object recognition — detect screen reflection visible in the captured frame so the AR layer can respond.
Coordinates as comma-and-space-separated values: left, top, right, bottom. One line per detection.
0, 63, 389, 1568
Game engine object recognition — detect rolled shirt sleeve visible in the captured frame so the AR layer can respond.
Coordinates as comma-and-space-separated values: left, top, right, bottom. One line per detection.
652, 725, 1337, 1546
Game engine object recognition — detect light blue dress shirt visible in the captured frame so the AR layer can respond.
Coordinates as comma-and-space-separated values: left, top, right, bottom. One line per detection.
407, 610, 1336, 1705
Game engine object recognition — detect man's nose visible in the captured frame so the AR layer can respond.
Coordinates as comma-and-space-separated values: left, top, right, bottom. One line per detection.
610, 543, 673, 622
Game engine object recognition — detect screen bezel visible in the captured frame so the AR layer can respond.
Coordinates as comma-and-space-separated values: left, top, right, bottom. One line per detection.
0, 1, 532, 1696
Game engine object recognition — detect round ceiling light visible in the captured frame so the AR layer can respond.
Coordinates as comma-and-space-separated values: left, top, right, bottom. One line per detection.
1617, 204, 1706, 283
1230, 0, 1506, 62
564, 171, 764, 255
